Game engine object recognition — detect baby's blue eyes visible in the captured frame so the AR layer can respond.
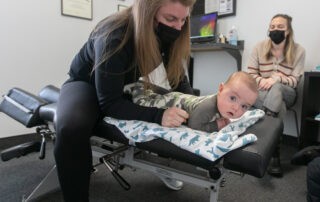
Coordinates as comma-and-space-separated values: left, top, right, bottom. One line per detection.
230, 96, 249, 110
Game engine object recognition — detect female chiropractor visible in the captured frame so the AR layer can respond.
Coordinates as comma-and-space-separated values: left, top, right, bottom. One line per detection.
247, 14, 305, 177
55, 0, 196, 201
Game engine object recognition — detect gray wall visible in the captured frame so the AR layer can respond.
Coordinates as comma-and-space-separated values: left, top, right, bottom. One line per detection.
0, 0, 319, 138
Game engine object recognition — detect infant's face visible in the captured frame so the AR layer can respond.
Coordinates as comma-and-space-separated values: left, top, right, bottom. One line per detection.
217, 80, 257, 119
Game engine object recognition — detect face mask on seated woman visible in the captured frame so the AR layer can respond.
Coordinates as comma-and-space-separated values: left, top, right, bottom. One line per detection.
269, 30, 285, 44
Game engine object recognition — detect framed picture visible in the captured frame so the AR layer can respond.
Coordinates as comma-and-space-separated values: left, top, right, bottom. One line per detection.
205, 0, 236, 18
118, 4, 128, 12
61, 0, 93, 20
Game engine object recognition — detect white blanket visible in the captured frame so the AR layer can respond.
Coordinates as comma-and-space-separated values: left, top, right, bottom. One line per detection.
104, 109, 265, 162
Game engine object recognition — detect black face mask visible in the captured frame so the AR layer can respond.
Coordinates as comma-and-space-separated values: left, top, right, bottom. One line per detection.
269, 30, 285, 44
156, 22, 181, 46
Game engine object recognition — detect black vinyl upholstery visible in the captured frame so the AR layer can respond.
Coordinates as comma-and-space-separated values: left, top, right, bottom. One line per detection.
95, 116, 281, 178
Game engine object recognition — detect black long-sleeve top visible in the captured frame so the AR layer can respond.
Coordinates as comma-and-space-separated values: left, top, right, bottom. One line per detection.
66, 23, 193, 125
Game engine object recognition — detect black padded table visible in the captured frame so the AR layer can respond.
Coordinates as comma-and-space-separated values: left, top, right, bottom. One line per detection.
94, 115, 282, 178
38, 85, 282, 179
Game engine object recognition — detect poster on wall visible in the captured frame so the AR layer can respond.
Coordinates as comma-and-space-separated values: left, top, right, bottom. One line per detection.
205, 0, 236, 18
118, 4, 128, 12
61, 0, 92, 20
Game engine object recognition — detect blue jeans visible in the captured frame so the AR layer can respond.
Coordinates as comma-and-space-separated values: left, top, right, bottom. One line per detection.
254, 83, 296, 120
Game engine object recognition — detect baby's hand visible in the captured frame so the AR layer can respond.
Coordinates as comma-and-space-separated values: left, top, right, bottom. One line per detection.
217, 118, 231, 130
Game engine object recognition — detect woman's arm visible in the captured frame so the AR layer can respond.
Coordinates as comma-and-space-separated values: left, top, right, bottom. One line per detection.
175, 75, 194, 95
94, 38, 165, 124
272, 47, 306, 88
247, 43, 264, 85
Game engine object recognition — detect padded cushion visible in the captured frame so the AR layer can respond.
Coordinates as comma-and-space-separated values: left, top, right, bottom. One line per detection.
95, 115, 282, 178
39, 103, 282, 178
38, 85, 60, 104
0, 88, 47, 127
223, 116, 282, 177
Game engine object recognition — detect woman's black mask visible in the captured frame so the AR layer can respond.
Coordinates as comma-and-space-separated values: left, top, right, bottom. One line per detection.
269, 30, 285, 44
156, 22, 181, 46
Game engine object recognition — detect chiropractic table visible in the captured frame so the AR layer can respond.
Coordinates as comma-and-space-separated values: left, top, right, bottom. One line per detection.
0, 85, 283, 202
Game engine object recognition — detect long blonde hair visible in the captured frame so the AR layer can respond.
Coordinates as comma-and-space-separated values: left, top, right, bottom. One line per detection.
92, 0, 196, 89
264, 14, 295, 65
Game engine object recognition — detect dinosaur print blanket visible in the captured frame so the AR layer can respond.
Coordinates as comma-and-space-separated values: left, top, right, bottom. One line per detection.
104, 109, 265, 162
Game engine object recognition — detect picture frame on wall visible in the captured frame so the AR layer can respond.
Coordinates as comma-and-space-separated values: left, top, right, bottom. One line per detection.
205, 0, 236, 18
61, 0, 93, 20
118, 4, 128, 12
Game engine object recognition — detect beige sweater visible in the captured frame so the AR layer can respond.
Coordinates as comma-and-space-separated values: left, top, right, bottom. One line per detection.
247, 40, 305, 88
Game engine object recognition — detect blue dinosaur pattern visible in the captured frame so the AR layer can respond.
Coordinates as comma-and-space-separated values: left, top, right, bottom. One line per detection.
152, 128, 164, 132
207, 148, 219, 159
180, 132, 189, 141
238, 122, 244, 128
218, 134, 231, 142
119, 122, 127, 128
230, 125, 235, 131
205, 138, 213, 146
160, 132, 168, 138
131, 135, 139, 140
189, 135, 199, 146
103, 109, 263, 162
143, 126, 149, 131
133, 123, 143, 130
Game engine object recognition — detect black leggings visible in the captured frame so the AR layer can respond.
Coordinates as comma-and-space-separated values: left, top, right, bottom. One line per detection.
55, 81, 100, 202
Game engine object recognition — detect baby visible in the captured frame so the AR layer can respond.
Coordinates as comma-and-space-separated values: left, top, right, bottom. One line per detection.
132, 71, 258, 132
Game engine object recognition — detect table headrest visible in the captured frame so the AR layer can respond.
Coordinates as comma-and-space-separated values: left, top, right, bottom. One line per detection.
38, 85, 60, 104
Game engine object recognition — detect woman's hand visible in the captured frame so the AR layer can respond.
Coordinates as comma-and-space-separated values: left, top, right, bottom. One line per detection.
259, 78, 276, 90
274, 72, 285, 77
162, 107, 189, 127
217, 118, 231, 130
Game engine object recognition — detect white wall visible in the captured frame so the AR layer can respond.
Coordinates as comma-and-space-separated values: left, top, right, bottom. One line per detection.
1, 0, 319, 138
195, 0, 320, 93
0, 0, 133, 138
193, 0, 320, 137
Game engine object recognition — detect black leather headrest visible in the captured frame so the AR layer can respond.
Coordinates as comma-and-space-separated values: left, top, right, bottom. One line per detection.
38, 85, 60, 104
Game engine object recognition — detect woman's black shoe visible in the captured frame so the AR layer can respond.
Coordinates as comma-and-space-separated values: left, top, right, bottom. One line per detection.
291, 146, 320, 165
268, 157, 283, 177
265, 109, 278, 117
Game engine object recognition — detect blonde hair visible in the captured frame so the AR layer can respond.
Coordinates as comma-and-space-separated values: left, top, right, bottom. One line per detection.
92, 0, 196, 89
225, 71, 258, 94
264, 14, 295, 65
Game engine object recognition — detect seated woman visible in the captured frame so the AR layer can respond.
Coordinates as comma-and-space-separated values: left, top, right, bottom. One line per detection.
247, 14, 306, 177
